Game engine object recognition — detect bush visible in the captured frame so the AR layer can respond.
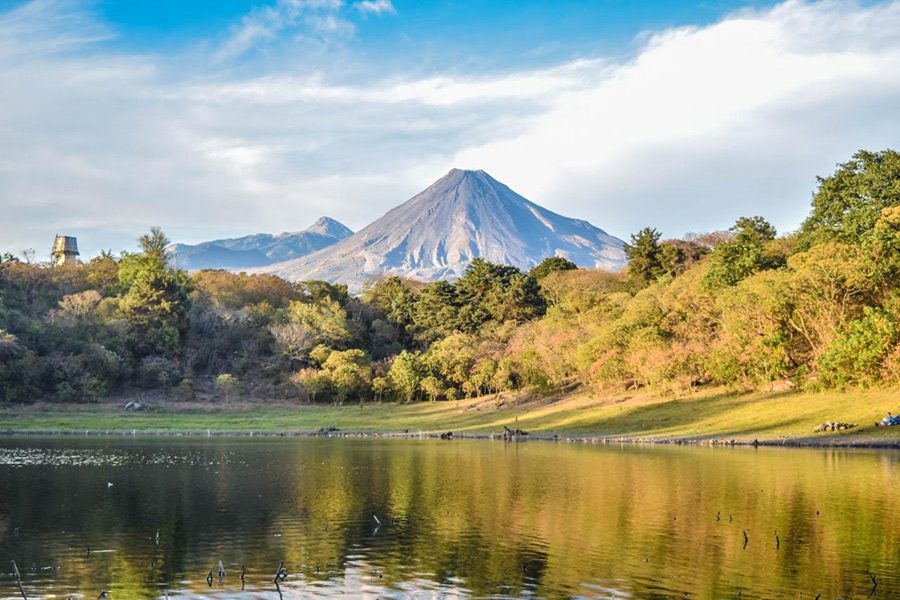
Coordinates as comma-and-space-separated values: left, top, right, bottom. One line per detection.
214, 373, 241, 401
177, 378, 196, 401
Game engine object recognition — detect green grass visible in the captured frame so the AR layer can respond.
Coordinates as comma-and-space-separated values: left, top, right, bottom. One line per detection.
4, 387, 900, 444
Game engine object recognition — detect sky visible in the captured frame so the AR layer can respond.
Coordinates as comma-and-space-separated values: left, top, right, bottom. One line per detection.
1, 0, 900, 258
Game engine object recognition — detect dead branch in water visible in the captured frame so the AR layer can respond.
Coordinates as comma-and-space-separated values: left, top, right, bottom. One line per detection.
11, 560, 28, 600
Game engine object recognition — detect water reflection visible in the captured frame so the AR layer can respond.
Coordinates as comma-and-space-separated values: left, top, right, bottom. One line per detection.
0, 437, 899, 599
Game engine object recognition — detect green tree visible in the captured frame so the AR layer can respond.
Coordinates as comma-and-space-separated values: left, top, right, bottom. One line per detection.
703, 217, 782, 290
214, 373, 240, 401
321, 349, 372, 405
138, 226, 171, 264
798, 149, 900, 249
413, 280, 460, 343
623, 227, 664, 288
361, 276, 417, 332
295, 368, 331, 402
388, 350, 424, 402
868, 206, 900, 290
119, 267, 191, 357
530, 256, 577, 280
732, 216, 777, 243
818, 308, 900, 387
372, 376, 391, 402
287, 297, 352, 348
455, 259, 545, 331
420, 375, 445, 403
296, 280, 349, 304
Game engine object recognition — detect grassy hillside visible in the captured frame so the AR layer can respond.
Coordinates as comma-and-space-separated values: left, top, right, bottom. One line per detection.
3, 388, 900, 445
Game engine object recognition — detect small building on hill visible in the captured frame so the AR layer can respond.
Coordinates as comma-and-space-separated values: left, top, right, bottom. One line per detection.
52, 235, 79, 267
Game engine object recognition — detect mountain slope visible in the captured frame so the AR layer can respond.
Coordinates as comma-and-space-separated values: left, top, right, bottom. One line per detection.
170, 217, 353, 270
254, 169, 626, 290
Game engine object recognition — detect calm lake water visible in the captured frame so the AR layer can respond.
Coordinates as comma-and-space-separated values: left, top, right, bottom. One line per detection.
1, 437, 899, 599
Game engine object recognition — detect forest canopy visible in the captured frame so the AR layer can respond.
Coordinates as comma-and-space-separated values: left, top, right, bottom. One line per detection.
2, 149, 900, 404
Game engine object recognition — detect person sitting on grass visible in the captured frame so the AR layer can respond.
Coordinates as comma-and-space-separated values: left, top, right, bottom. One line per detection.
876, 412, 897, 427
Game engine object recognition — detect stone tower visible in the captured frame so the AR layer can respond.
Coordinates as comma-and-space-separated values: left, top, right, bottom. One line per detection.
52, 235, 79, 267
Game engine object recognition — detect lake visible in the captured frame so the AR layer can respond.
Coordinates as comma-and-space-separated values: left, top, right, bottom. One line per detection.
1, 436, 898, 599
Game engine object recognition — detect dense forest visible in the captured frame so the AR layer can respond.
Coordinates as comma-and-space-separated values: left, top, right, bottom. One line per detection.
2, 149, 900, 404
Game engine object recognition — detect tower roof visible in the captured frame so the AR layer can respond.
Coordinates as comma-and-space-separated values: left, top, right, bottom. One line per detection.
52, 235, 79, 255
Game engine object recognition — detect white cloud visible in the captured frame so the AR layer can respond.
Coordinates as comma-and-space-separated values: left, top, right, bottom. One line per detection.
452, 0, 900, 237
1, 0, 900, 257
0, 0, 112, 58
355, 0, 396, 16
217, 0, 349, 60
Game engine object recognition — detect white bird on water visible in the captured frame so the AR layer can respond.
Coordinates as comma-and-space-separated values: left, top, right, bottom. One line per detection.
107, 482, 114, 488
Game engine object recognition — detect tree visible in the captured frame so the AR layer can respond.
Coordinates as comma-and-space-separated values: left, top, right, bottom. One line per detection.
413, 280, 460, 343
731, 216, 777, 243
295, 368, 331, 402
530, 256, 577, 280
321, 349, 372, 405
296, 280, 349, 304
361, 276, 418, 333
58, 290, 102, 320
138, 227, 171, 264
798, 149, 900, 249
372, 376, 391, 402
868, 206, 900, 291
623, 227, 664, 288
269, 322, 317, 364
119, 267, 191, 357
287, 298, 352, 348
388, 350, 424, 402
424, 333, 477, 396
214, 373, 240, 401
703, 217, 782, 290
455, 259, 545, 331
420, 375, 445, 403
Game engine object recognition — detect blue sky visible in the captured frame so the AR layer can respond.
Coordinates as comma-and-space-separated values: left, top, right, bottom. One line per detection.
69, 1, 781, 62
1, 0, 899, 257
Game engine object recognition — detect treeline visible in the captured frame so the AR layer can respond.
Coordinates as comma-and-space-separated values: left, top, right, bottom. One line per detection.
1, 149, 900, 404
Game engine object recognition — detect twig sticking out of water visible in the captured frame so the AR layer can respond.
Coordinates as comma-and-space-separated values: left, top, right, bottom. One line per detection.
241, 565, 246, 591
742, 530, 749, 549
97, 591, 109, 599
867, 569, 878, 597
274, 561, 288, 583
11, 560, 28, 600
205, 571, 213, 587
774, 530, 779, 551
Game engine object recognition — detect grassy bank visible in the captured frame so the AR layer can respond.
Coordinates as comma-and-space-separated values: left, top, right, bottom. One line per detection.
3, 387, 900, 445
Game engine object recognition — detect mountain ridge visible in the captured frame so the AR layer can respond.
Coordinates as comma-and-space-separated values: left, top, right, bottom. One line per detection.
252, 169, 626, 290
170, 216, 353, 270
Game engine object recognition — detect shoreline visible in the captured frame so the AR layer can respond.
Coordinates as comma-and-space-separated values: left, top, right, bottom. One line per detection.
4, 385, 900, 449
2, 426, 899, 449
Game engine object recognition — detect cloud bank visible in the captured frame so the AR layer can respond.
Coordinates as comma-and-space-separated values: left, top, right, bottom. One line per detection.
1, 0, 900, 257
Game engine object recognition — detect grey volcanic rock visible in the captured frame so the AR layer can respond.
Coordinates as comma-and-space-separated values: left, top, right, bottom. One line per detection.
170, 217, 352, 270
254, 169, 626, 290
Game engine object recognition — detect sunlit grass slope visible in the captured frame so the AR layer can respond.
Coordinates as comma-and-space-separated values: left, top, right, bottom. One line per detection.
4, 387, 900, 444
